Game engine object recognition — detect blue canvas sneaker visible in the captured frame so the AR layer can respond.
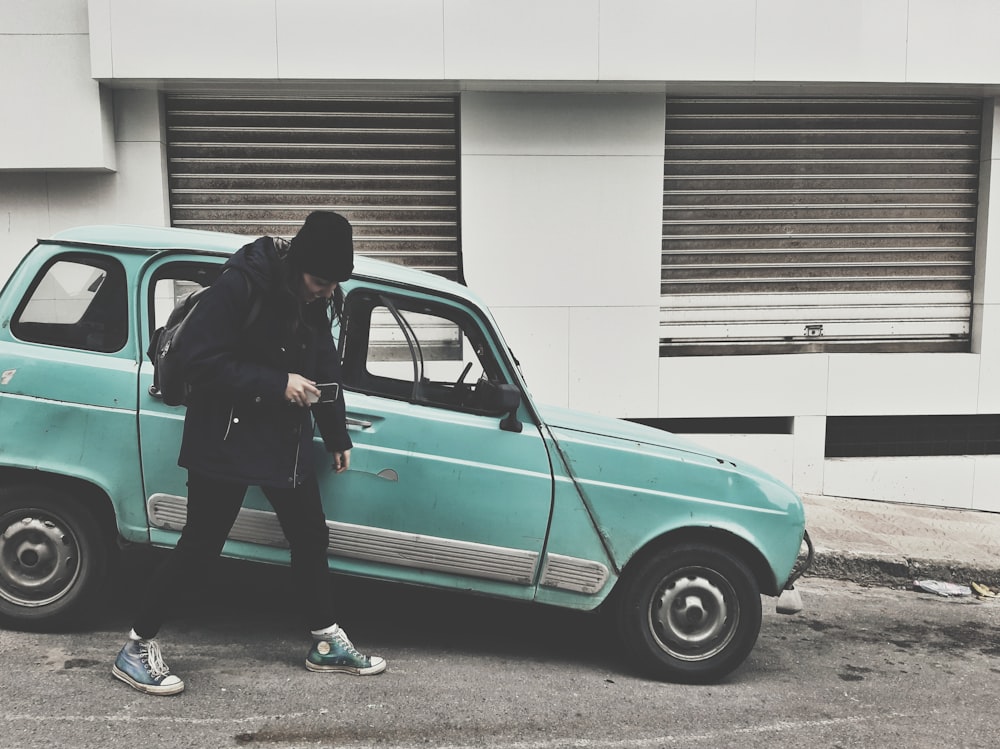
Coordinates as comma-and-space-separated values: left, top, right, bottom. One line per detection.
112, 637, 185, 695
305, 624, 386, 675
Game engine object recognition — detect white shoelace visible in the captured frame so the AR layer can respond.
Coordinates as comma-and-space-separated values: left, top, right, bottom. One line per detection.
332, 629, 362, 657
141, 640, 171, 678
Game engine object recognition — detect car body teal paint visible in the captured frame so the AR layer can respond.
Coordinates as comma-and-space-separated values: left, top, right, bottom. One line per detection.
540, 403, 804, 592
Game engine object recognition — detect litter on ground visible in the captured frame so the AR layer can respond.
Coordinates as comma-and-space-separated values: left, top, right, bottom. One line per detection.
913, 580, 972, 597
971, 582, 1000, 599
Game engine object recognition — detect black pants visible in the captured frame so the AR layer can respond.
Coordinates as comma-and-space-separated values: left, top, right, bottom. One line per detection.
132, 471, 335, 639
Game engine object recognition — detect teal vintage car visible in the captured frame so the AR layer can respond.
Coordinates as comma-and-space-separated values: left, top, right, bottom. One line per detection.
0, 224, 811, 683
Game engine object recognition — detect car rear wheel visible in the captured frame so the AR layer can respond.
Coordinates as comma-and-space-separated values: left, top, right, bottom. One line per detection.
0, 485, 112, 629
617, 543, 762, 683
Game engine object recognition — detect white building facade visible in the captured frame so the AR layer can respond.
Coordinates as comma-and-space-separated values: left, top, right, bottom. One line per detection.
3, 0, 1000, 511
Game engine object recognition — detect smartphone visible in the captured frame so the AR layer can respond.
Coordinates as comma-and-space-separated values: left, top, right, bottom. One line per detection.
306, 382, 340, 405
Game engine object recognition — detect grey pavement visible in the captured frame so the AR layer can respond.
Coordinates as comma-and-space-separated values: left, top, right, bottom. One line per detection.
801, 493, 1000, 589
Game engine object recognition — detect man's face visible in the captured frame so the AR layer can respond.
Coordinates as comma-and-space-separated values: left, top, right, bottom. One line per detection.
300, 273, 338, 303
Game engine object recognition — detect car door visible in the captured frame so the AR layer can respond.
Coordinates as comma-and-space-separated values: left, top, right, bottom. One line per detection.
138, 257, 555, 599
138, 256, 224, 543
138, 253, 308, 557
327, 283, 555, 600
0, 248, 150, 537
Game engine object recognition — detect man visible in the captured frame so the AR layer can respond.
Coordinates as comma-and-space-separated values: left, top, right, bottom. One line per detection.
112, 211, 385, 696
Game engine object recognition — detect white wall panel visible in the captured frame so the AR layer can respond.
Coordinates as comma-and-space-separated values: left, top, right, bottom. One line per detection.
85, 0, 1000, 86
488, 307, 570, 408
972, 457, 1000, 512
1, 0, 88, 33
105, 141, 170, 224
114, 89, 164, 144
43, 90, 170, 228
112, 91, 169, 224
792, 415, 826, 495
658, 354, 830, 418
87, 0, 112, 78
461, 93, 662, 313
599, 0, 755, 81
0, 34, 114, 170
824, 456, 976, 508
0, 91, 168, 285
461, 93, 665, 156
907, 0, 1000, 84
826, 353, 980, 415
976, 305, 1000, 412
443, 0, 599, 80
462, 154, 660, 308
755, 0, 907, 82
568, 306, 659, 417
442, 91, 665, 418
0, 175, 49, 283
104, 0, 277, 78
277, 0, 445, 79
45, 172, 120, 229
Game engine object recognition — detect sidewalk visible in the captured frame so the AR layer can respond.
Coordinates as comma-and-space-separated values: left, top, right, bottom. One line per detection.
801, 494, 1000, 588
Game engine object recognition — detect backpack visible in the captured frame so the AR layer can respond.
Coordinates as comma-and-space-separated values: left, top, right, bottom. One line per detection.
147, 270, 261, 406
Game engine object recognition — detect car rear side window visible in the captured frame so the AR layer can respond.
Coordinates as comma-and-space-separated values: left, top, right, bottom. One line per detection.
11, 254, 128, 353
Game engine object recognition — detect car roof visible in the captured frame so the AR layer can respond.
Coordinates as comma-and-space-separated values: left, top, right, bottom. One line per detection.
48, 224, 477, 302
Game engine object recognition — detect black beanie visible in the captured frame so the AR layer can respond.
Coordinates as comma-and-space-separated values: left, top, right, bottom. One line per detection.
288, 211, 354, 282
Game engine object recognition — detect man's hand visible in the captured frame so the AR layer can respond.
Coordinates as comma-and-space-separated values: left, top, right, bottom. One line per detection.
285, 373, 320, 406
332, 450, 351, 473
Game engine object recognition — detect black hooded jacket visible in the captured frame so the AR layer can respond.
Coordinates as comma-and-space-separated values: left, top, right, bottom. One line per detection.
177, 236, 352, 488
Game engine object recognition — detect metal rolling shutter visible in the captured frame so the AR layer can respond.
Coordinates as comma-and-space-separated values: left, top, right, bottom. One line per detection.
165, 95, 460, 280
660, 98, 982, 356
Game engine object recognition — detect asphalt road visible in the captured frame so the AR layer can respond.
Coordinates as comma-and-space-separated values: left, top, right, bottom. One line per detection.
2, 554, 999, 749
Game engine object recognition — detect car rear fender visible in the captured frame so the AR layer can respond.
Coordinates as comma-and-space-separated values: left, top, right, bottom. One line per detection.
0, 467, 122, 547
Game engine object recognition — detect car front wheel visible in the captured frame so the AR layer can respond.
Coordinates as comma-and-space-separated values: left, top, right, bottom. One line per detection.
0, 485, 112, 629
617, 543, 762, 683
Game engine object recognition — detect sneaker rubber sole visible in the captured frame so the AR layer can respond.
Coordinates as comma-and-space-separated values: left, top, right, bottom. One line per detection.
111, 665, 185, 696
304, 656, 387, 676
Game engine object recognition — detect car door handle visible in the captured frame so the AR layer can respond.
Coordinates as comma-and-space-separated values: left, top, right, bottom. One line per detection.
346, 417, 373, 430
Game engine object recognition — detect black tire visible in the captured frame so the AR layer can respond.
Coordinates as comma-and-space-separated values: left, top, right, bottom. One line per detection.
0, 485, 113, 629
617, 543, 762, 683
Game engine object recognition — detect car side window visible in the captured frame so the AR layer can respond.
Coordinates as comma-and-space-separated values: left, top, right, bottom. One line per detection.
11, 253, 128, 353
341, 290, 508, 414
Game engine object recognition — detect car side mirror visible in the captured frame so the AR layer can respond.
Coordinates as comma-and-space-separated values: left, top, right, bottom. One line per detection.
478, 381, 522, 432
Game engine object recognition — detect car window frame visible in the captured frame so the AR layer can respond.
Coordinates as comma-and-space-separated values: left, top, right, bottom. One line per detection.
340, 286, 512, 417
9, 251, 129, 354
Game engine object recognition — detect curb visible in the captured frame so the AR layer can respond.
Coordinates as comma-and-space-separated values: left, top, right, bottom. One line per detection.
806, 547, 1000, 589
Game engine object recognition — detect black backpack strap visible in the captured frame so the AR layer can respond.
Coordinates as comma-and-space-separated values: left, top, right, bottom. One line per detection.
233, 270, 262, 331
219, 266, 262, 331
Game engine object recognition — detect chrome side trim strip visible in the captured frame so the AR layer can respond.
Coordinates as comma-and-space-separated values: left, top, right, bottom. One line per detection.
147, 493, 538, 585
326, 521, 537, 584
540, 553, 609, 594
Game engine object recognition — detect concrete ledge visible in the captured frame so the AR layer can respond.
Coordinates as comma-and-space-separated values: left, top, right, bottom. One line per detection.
806, 548, 1000, 589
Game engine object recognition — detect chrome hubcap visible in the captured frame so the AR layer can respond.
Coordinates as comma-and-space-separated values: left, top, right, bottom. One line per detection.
0, 514, 80, 607
649, 568, 738, 662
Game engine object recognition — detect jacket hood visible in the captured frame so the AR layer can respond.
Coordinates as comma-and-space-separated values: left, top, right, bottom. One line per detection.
223, 236, 289, 294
